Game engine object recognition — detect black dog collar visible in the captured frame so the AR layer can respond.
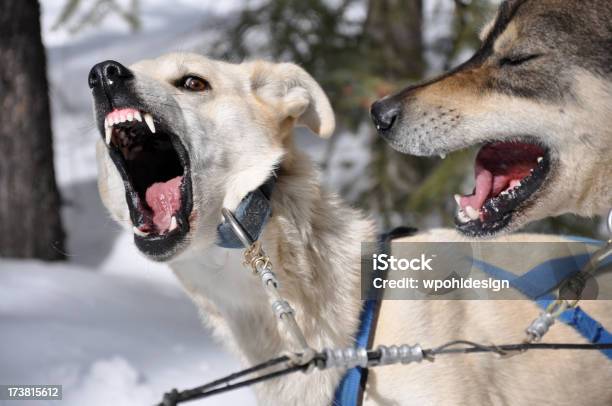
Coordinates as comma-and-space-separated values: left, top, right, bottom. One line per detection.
216, 174, 276, 248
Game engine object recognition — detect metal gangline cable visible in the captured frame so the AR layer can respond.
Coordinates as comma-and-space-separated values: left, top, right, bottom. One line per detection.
158, 341, 612, 405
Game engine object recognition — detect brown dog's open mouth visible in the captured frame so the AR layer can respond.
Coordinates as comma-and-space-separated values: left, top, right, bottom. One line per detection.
454, 140, 551, 236
102, 107, 193, 257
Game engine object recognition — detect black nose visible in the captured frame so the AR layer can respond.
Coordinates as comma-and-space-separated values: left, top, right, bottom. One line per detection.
88, 60, 133, 89
371, 98, 401, 132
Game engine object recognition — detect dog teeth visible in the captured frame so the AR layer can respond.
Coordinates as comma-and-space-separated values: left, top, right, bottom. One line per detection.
105, 126, 112, 145
454, 194, 461, 206
457, 210, 471, 224
465, 206, 480, 221
537, 156, 543, 163
133, 226, 149, 237
104, 118, 113, 145
144, 113, 156, 134
169, 216, 178, 232
104, 109, 156, 142
439, 153, 447, 159
510, 180, 522, 189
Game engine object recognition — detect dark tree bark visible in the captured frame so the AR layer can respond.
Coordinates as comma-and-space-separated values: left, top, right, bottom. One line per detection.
363, 0, 428, 228
365, 0, 425, 80
0, 0, 65, 260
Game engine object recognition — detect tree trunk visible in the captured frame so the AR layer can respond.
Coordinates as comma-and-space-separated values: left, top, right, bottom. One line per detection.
365, 0, 424, 80
364, 0, 428, 228
0, 0, 66, 260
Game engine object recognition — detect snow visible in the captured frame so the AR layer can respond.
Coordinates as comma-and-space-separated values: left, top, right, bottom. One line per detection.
0, 261, 255, 406
0, 1, 260, 405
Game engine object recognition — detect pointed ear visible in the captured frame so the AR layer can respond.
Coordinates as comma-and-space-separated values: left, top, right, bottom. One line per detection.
247, 61, 335, 137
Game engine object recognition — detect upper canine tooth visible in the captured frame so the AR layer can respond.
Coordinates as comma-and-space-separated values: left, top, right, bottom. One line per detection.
439, 153, 447, 159
134, 111, 142, 122
105, 126, 112, 145
454, 194, 461, 206
144, 113, 156, 133
465, 206, 480, 221
169, 216, 178, 231
537, 156, 543, 163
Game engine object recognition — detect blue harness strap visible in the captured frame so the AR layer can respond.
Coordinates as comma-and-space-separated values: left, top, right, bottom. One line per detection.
334, 227, 417, 406
333, 299, 377, 406
472, 244, 612, 360
536, 298, 612, 359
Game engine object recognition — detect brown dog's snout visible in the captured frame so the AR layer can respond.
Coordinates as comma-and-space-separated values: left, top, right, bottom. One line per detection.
88, 60, 133, 90
370, 97, 401, 132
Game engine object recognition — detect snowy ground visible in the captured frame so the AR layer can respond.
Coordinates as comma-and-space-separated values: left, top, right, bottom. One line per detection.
0, 259, 254, 406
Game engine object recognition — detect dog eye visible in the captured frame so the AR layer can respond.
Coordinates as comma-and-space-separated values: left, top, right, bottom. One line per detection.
499, 54, 541, 67
179, 76, 210, 92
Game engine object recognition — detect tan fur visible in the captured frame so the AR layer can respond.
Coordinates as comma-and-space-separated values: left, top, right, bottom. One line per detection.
375, 0, 612, 233
367, 0, 612, 402
365, 230, 612, 405
413, 69, 612, 223
492, 22, 519, 55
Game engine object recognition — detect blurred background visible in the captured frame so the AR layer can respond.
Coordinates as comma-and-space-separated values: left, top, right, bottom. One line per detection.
0, 0, 607, 405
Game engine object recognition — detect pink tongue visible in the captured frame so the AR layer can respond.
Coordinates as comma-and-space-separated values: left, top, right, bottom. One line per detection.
145, 176, 183, 232
460, 164, 493, 212
460, 163, 516, 212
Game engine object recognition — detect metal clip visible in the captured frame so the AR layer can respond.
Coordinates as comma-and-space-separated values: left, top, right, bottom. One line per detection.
243, 241, 272, 275
377, 344, 423, 366
525, 312, 556, 342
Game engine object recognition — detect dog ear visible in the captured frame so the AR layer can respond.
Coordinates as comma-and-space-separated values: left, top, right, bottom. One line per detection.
247, 61, 335, 137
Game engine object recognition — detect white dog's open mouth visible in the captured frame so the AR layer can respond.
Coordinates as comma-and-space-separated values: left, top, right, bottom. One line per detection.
454, 140, 551, 236
102, 107, 193, 255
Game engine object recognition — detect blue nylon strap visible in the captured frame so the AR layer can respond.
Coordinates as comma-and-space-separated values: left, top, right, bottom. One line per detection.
333, 228, 418, 406
472, 244, 612, 360
333, 299, 377, 406
535, 298, 612, 359
216, 176, 276, 248
471, 253, 591, 300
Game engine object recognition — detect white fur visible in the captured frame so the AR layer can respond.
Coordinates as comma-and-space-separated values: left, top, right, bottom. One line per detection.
96, 53, 374, 404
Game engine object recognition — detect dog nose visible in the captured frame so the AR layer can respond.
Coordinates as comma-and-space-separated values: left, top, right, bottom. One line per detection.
88, 60, 133, 89
370, 98, 401, 132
